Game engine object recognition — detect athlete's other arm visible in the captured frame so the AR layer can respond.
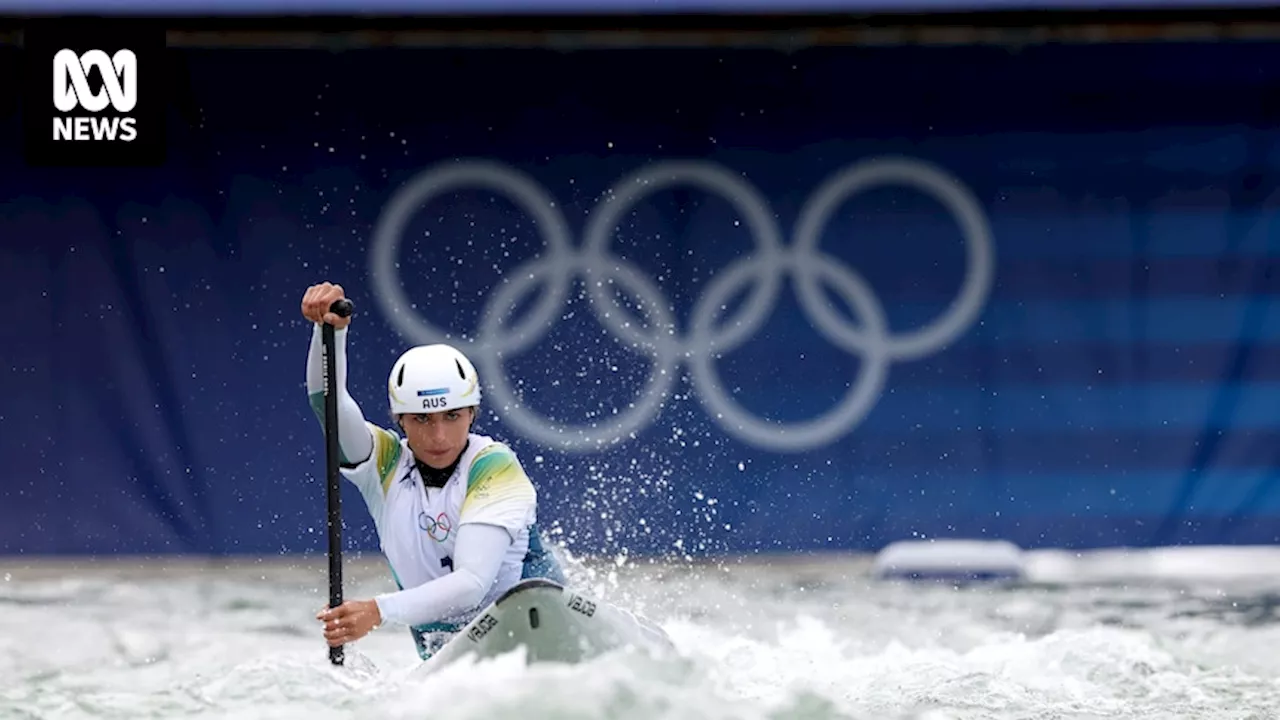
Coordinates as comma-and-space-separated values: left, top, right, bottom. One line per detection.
318, 523, 510, 646
374, 524, 513, 628
368, 445, 537, 630
301, 281, 373, 466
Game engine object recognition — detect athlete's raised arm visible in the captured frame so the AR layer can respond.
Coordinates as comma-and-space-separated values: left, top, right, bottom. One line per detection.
302, 282, 374, 466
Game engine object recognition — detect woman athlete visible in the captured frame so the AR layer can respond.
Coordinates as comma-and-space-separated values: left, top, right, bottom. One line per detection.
301, 281, 564, 659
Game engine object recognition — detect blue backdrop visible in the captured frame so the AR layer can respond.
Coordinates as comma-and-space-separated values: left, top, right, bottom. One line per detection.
3, 40, 1279, 557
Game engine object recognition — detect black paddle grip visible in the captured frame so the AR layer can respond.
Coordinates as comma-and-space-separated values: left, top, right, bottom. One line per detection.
329, 298, 354, 318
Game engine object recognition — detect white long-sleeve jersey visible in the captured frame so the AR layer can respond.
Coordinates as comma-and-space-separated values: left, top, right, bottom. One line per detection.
305, 323, 557, 656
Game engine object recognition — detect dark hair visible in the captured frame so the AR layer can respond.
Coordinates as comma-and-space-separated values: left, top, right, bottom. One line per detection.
392, 405, 480, 431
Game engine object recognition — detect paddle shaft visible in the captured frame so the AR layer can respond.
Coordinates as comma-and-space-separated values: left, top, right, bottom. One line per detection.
322, 298, 354, 666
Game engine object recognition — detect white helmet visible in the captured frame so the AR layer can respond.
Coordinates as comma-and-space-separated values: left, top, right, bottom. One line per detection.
387, 344, 482, 415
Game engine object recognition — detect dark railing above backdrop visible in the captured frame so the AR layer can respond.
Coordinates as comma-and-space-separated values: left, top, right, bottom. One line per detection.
8, 0, 1280, 13
1, 37, 1278, 557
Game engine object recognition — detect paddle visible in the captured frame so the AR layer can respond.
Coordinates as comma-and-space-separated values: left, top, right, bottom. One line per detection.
322, 297, 354, 666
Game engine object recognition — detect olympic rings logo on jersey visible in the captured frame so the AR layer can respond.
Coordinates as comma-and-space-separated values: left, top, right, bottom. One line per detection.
418, 511, 452, 543
370, 156, 996, 453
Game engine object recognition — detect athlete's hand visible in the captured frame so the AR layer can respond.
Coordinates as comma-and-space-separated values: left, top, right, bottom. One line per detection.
317, 599, 382, 646
301, 282, 352, 329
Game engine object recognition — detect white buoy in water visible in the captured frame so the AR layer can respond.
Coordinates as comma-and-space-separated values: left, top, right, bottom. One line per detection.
871, 539, 1026, 582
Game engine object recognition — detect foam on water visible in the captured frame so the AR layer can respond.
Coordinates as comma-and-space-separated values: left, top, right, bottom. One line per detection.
2, 547, 1280, 720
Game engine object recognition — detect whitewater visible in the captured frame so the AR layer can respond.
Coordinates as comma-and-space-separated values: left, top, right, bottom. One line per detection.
3, 546, 1279, 720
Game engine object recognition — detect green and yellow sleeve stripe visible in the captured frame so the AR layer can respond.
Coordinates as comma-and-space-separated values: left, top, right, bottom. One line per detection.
462, 444, 535, 517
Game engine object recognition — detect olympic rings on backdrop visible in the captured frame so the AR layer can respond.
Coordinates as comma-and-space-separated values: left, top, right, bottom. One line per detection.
370, 157, 995, 452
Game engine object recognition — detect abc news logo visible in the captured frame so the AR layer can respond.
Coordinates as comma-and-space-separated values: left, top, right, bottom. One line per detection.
52, 48, 138, 143
22, 25, 165, 167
